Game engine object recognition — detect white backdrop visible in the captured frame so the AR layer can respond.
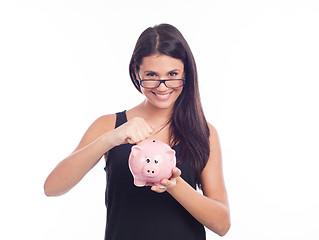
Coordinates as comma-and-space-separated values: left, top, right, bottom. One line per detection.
1, 0, 318, 239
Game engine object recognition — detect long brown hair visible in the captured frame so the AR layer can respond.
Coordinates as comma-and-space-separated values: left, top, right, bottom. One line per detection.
129, 24, 210, 188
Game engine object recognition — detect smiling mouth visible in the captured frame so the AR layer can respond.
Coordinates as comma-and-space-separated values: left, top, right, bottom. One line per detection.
152, 92, 172, 100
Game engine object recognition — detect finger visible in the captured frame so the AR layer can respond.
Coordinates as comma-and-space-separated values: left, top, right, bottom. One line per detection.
127, 129, 142, 144
127, 138, 137, 144
126, 130, 149, 144
135, 122, 152, 141
145, 123, 154, 135
160, 179, 174, 188
126, 133, 138, 144
171, 167, 181, 178
151, 185, 167, 193
135, 128, 145, 142
140, 127, 152, 140
127, 127, 145, 144
135, 118, 153, 135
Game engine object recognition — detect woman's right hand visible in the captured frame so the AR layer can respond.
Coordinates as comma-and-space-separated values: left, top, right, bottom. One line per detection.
111, 117, 154, 146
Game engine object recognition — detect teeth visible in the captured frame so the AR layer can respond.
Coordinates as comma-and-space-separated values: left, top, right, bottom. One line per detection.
157, 93, 169, 97
155, 93, 170, 98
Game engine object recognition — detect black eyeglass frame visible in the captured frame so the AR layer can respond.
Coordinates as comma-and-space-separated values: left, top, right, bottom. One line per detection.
137, 73, 185, 89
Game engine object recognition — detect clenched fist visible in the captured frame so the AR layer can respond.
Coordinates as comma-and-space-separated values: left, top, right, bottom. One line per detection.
111, 117, 154, 146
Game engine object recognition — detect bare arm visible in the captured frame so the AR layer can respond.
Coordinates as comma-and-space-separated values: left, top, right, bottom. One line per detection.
152, 124, 230, 236
44, 115, 153, 196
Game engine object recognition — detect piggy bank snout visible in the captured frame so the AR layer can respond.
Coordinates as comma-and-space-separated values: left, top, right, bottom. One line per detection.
142, 165, 159, 178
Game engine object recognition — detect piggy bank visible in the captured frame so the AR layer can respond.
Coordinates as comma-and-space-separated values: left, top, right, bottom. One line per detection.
128, 139, 176, 188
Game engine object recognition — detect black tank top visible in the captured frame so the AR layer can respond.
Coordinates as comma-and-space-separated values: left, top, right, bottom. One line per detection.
104, 111, 206, 240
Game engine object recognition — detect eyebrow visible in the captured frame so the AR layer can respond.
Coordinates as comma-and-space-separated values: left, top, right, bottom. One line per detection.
143, 69, 181, 74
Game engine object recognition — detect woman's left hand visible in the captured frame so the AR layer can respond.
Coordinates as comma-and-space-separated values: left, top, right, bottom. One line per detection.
151, 167, 182, 193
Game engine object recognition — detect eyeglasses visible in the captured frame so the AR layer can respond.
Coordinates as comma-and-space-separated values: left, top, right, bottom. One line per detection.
137, 73, 185, 89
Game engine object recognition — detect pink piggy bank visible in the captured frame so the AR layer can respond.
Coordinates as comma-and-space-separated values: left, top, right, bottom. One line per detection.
128, 139, 176, 188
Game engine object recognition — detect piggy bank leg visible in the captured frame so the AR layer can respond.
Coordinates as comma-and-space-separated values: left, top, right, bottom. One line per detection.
134, 179, 147, 187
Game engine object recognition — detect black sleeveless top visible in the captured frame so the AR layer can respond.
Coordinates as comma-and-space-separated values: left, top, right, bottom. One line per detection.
104, 111, 206, 240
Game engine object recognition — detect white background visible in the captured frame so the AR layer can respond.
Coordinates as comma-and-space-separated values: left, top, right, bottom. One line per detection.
1, 0, 318, 239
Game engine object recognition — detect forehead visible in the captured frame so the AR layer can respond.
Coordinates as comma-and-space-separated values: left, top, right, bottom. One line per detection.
140, 54, 184, 72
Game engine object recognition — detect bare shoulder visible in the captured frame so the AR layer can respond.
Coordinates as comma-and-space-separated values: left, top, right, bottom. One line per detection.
207, 122, 220, 144
206, 122, 222, 164
90, 114, 117, 133
71, 114, 116, 153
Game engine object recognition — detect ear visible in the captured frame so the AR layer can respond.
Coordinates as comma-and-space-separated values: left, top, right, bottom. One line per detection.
131, 145, 143, 157
166, 149, 176, 162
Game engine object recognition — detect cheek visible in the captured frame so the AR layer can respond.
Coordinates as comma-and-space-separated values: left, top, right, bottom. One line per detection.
141, 88, 154, 97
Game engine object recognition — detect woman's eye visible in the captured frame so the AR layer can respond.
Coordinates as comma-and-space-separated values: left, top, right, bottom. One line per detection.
169, 72, 178, 77
146, 73, 156, 77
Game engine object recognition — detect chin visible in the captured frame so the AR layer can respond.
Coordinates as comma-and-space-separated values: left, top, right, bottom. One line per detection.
155, 103, 174, 110
150, 96, 178, 110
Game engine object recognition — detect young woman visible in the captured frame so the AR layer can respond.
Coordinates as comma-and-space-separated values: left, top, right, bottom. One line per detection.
44, 23, 230, 239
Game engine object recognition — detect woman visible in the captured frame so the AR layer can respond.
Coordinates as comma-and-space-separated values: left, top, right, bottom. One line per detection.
44, 23, 230, 239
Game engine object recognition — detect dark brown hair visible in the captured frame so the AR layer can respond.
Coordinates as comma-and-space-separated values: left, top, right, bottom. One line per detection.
129, 24, 210, 188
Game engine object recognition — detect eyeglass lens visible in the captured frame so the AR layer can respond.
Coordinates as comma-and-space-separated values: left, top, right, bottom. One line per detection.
141, 80, 184, 88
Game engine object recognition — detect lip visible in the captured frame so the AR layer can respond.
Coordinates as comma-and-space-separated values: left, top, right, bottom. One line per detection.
152, 91, 173, 100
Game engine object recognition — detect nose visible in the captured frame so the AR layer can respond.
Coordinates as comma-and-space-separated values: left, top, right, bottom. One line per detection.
143, 166, 159, 178
156, 81, 169, 91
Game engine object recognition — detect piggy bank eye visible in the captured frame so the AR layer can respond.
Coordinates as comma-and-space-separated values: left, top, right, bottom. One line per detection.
146, 158, 151, 163
154, 160, 159, 164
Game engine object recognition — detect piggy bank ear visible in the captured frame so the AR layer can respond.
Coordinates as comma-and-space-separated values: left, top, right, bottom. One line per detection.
131, 145, 143, 157
166, 149, 176, 162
